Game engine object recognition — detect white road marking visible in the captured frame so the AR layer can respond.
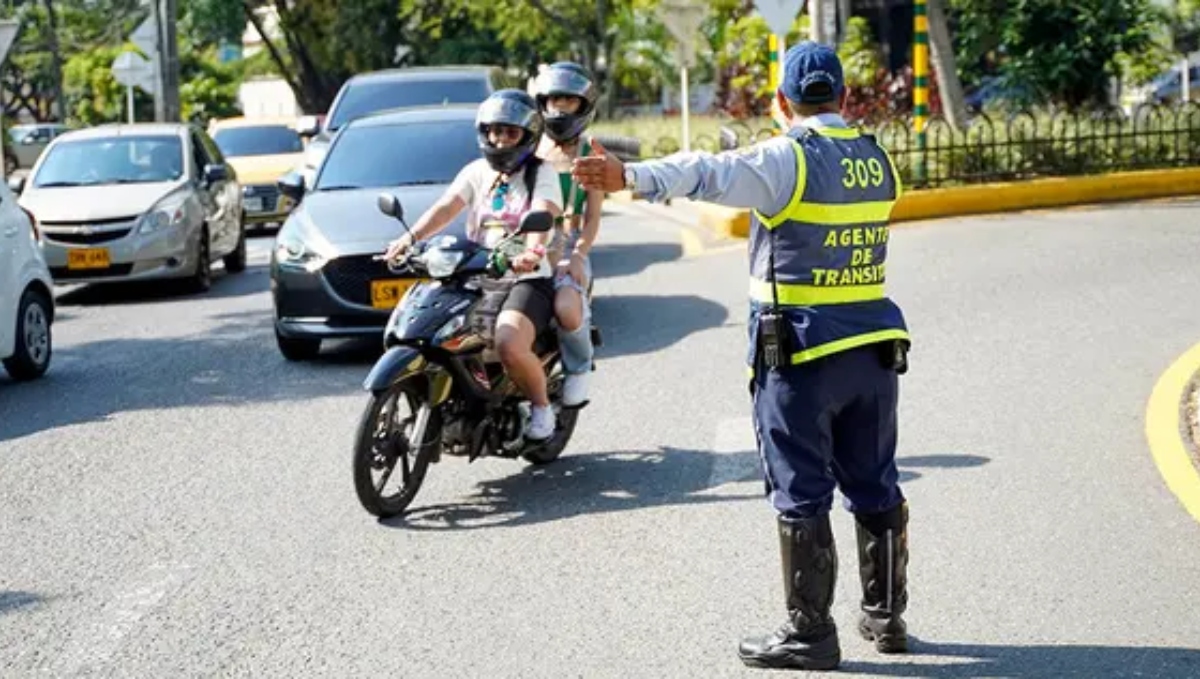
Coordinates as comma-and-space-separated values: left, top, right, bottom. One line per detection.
701, 415, 762, 495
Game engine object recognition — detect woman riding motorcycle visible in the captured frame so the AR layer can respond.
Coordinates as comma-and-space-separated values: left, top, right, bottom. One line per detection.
533, 62, 604, 409
383, 89, 564, 441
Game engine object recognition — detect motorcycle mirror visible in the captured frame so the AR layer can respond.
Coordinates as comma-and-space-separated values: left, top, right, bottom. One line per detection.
517, 210, 554, 235
377, 193, 404, 221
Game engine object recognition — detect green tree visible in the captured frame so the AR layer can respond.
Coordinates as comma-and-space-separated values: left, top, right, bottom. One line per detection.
950, 0, 1162, 109
62, 41, 241, 126
709, 0, 810, 118
62, 43, 149, 124
1, 0, 144, 120
183, 0, 246, 48
242, 0, 402, 113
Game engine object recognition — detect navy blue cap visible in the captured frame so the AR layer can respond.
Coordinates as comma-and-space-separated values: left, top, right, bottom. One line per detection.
780, 41, 844, 104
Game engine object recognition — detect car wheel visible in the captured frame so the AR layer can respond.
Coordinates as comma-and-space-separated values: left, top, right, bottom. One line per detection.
186, 227, 212, 293
276, 328, 321, 361
3, 287, 52, 381
224, 219, 248, 273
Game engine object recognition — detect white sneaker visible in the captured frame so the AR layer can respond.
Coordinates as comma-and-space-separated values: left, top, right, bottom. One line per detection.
562, 372, 591, 408
525, 404, 556, 441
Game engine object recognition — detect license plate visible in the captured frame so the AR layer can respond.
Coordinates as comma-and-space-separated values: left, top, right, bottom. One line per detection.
370, 279, 418, 309
244, 196, 265, 213
67, 247, 110, 270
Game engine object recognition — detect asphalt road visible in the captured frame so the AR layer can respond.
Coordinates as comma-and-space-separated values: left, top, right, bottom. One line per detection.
3, 198, 1200, 678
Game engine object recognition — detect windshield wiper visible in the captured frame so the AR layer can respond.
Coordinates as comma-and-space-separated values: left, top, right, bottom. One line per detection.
317, 185, 363, 192
34, 181, 84, 187
395, 180, 447, 186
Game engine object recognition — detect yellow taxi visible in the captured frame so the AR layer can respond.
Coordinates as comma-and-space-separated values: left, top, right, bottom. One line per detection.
208, 117, 307, 229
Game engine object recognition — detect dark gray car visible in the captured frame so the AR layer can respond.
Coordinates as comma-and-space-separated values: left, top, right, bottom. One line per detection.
296, 66, 511, 186
270, 105, 480, 360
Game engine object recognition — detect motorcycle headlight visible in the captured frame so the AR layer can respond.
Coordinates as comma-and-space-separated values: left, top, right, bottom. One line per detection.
433, 314, 466, 345
420, 249, 464, 278
275, 234, 328, 272
137, 197, 188, 234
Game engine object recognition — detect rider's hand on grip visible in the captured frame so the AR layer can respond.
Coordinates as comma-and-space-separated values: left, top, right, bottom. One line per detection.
384, 234, 413, 262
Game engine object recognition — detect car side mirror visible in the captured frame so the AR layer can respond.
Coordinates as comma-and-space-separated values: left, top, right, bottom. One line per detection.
8, 175, 25, 193
296, 115, 321, 138
277, 171, 306, 201
376, 193, 403, 221
203, 163, 228, 183
517, 210, 553, 235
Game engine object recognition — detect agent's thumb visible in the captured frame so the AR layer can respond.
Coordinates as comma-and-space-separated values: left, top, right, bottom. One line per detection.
588, 136, 607, 156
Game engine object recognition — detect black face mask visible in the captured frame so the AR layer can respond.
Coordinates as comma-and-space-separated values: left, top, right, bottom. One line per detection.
543, 112, 587, 143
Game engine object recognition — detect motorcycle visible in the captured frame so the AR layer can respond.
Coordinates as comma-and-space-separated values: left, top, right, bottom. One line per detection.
352, 193, 587, 518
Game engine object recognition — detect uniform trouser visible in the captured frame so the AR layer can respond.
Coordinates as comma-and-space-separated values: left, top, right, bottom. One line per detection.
750, 344, 905, 518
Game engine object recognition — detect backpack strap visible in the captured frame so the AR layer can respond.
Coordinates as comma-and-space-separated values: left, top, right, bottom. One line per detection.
521, 156, 542, 209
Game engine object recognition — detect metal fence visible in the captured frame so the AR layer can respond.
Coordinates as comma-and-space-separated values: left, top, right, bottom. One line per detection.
619, 102, 1200, 190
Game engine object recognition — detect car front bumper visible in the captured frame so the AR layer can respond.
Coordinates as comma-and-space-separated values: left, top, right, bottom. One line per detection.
271, 252, 419, 340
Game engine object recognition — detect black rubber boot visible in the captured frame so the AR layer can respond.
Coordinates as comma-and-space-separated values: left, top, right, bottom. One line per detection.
738, 514, 841, 670
854, 502, 910, 654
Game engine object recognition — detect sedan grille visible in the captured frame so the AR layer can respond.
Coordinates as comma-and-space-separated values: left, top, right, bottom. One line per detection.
321, 255, 412, 307
45, 228, 132, 245
40, 216, 138, 245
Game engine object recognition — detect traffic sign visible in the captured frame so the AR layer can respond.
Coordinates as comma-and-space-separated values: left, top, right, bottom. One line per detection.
0, 19, 20, 66
131, 15, 158, 61
112, 50, 153, 88
657, 0, 707, 69
756, 0, 807, 37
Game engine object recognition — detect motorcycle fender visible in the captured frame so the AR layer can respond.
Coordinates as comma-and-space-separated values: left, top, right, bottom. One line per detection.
362, 346, 425, 391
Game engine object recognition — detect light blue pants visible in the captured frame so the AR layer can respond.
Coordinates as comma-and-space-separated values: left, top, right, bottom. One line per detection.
554, 254, 593, 375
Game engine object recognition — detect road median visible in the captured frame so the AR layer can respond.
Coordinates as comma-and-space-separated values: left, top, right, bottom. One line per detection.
687, 166, 1200, 238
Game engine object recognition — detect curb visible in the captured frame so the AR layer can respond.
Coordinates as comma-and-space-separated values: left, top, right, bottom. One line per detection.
1145, 340, 1200, 525
687, 167, 1200, 238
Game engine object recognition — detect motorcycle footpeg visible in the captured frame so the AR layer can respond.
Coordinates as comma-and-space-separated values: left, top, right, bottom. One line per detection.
561, 399, 590, 411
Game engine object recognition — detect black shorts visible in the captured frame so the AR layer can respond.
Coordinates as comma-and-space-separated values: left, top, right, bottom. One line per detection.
500, 277, 555, 332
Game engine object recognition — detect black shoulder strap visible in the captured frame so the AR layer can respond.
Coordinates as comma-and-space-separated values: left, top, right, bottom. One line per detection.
521, 157, 542, 208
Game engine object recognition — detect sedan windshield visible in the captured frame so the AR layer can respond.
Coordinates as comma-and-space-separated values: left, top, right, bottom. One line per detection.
326, 78, 490, 132
314, 120, 479, 191
33, 135, 184, 187
213, 125, 303, 157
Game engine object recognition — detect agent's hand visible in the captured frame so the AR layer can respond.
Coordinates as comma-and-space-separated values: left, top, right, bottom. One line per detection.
571, 137, 625, 193
384, 233, 413, 261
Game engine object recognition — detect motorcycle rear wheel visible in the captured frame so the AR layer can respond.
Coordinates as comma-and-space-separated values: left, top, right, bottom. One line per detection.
352, 375, 442, 518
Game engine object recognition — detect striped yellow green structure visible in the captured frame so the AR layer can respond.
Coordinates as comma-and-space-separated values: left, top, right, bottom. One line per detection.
913, 0, 929, 183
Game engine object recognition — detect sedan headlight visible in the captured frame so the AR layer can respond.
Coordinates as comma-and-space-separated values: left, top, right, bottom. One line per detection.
137, 198, 188, 234
420, 249, 464, 278
275, 234, 327, 272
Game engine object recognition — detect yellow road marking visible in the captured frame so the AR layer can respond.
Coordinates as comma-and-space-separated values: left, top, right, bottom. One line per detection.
680, 227, 704, 257
1145, 340, 1200, 524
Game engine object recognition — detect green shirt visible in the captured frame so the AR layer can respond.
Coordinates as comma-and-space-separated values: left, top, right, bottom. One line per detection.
556, 139, 591, 217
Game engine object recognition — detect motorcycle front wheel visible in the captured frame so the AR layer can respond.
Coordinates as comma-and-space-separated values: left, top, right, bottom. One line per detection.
352, 375, 443, 518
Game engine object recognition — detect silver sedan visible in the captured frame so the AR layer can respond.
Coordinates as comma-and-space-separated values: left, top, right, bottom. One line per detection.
12, 122, 247, 293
